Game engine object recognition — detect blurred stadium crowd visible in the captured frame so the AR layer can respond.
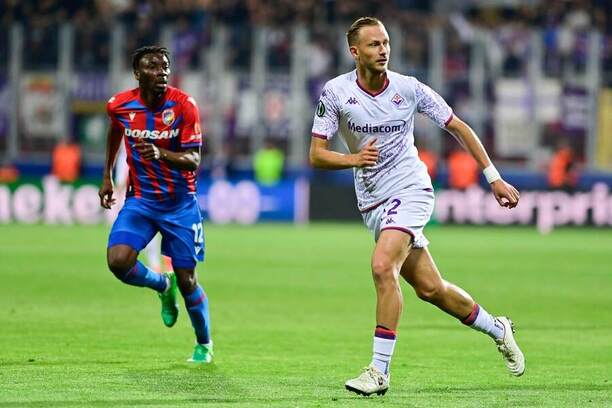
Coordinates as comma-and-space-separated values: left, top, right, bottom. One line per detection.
1, 0, 612, 76
0, 0, 611, 189
2, 0, 610, 79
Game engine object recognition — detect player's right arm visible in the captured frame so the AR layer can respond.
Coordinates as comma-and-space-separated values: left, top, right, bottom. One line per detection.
309, 137, 378, 169
99, 99, 124, 209
309, 84, 379, 170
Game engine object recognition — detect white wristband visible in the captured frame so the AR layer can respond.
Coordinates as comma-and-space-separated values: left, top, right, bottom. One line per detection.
152, 145, 161, 160
483, 164, 501, 184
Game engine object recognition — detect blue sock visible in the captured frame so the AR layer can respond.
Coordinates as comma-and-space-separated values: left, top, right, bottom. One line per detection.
121, 260, 167, 293
184, 284, 211, 345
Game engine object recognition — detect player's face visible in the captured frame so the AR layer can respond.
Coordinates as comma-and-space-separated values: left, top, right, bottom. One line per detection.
135, 53, 171, 94
351, 24, 390, 73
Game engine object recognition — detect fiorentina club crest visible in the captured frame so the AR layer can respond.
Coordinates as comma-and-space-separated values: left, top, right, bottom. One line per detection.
162, 109, 175, 125
391, 93, 404, 106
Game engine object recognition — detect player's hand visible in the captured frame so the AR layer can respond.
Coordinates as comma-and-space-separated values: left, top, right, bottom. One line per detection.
491, 179, 520, 209
353, 138, 378, 168
98, 178, 116, 209
134, 140, 161, 161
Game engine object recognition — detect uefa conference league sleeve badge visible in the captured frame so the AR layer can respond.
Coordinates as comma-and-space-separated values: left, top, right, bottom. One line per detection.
316, 100, 326, 117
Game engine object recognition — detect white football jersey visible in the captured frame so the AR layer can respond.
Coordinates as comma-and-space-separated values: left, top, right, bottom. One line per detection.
312, 70, 453, 211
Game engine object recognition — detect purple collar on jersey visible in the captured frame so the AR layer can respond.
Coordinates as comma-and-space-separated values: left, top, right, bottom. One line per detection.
356, 76, 390, 97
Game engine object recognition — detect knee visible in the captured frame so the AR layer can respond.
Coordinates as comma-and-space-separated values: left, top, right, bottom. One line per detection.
371, 259, 398, 287
176, 270, 197, 295
414, 281, 444, 303
107, 251, 134, 280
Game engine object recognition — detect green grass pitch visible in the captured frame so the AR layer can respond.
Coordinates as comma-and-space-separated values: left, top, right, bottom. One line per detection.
1, 223, 611, 407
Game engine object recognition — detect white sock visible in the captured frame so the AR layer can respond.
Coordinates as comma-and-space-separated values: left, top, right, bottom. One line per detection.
466, 304, 504, 340
371, 328, 396, 375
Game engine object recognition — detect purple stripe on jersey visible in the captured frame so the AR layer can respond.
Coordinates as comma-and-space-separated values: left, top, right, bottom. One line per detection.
128, 145, 145, 185
172, 115, 183, 129
312, 133, 329, 140
168, 114, 188, 193
116, 115, 130, 128
121, 100, 145, 110
169, 167, 187, 193
129, 140, 160, 199
120, 118, 147, 198
171, 114, 193, 193
146, 110, 169, 200
154, 99, 177, 112
170, 116, 182, 151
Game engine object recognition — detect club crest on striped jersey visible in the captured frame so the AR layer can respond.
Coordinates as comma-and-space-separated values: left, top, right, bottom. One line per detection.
391, 93, 404, 106
162, 109, 175, 125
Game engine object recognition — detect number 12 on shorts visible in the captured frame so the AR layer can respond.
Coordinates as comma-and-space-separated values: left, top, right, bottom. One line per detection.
192, 222, 204, 251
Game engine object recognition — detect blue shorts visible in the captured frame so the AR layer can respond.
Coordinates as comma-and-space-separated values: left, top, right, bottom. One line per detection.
108, 195, 204, 269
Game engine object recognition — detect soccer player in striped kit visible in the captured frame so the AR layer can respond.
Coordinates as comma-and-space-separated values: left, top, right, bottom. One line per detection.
99, 46, 212, 363
310, 18, 525, 396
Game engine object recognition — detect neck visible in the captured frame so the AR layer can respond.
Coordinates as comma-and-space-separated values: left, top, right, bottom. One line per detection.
356, 67, 387, 93
139, 86, 165, 109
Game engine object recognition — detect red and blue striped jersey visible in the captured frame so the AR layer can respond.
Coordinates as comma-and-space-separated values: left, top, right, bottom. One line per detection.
107, 86, 203, 204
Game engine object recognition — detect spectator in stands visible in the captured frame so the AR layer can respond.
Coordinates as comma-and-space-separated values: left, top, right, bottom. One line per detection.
548, 138, 579, 191
447, 146, 479, 190
254, 138, 284, 186
52, 140, 81, 182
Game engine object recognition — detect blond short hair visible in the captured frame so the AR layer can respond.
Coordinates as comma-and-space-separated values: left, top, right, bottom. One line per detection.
346, 17, 383, 46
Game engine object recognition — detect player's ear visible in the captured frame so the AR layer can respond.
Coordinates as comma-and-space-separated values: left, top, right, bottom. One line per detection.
134, 70, 140, 81
349, 45, 359, 59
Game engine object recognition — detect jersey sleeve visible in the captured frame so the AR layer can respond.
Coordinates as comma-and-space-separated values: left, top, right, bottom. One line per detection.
180, 96, 203, 149
106, 96, 122, 131
415, 80, 453, 128
311, 86, 340, 140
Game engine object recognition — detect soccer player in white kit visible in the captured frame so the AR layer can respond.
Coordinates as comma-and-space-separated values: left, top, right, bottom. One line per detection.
310, 17, 525, 396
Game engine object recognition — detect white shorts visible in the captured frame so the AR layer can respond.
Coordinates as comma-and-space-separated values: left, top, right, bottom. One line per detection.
361, 188, 435, 248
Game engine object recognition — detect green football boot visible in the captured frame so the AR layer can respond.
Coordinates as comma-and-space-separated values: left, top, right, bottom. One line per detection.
158, 271, 178, 327
188, 342, 213, 364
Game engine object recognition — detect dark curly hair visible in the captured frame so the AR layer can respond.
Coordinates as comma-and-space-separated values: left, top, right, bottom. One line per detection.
131, 45, 170, 71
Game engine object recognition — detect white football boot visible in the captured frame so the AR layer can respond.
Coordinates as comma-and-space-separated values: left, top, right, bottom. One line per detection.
495, 317, 525, 376
345, 365, 389, 396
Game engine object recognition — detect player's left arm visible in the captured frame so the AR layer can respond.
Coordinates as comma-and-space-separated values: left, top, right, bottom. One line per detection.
445, 115, 520, 208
